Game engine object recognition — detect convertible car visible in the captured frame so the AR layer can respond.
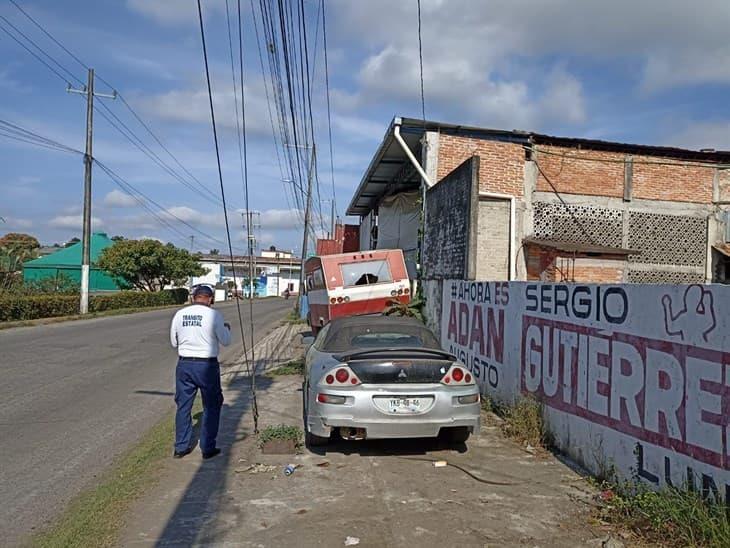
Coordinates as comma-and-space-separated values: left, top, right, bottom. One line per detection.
302, 316, 481, 447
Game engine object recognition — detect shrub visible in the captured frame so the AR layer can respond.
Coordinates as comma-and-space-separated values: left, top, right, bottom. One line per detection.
258, 424, 302, 448
0, 288, 189, 322
496, 395, 553, 449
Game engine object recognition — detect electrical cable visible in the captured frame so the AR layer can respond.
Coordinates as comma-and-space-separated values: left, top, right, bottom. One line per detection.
417, 0, 426, 124
0, 17, 72, 85
6, 0, 236, 207
238, 0, 258, 427
197, 0, 258, 433
321, 0, 337, 223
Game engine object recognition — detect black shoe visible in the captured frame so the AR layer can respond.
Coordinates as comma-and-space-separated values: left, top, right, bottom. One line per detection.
173, 447, 193, 459
202, 448, 221, 460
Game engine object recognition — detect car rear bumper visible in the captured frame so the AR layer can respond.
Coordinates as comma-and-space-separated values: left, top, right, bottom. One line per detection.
307, 384, 481, 439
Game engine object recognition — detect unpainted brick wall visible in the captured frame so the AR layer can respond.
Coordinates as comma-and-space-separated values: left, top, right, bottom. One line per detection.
535, 145, 714, 204
423, 156, 478, 280
525, 246, 625, 283
438, 134, 524, 197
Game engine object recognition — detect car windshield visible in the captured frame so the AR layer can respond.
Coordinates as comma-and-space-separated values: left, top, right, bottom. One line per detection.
321, 322, 441, 352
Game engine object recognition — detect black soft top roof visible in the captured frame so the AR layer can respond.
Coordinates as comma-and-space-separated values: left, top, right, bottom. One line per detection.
321, 315, 441, 353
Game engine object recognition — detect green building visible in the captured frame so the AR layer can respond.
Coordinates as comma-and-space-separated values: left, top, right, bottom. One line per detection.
23, 232, 123, 291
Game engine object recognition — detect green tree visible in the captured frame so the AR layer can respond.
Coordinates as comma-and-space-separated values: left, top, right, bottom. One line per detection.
97, 239, 206, 291
209, 248, 220, 255
0, 232, 40, 254
65, 237, 80, 248
0, 233, 40, 293
111, 235, 126, 242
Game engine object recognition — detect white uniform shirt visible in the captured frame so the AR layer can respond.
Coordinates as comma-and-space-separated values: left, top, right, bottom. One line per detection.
170, 304, 231, 358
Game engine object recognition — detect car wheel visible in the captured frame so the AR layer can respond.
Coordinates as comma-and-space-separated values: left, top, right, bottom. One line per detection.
441, 426, 470, 444
305, 429, 329, 447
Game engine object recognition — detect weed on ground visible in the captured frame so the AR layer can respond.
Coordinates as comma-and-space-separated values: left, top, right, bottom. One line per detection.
483, 395, 553, 451
595, 480, 730, 547
266, 359, 304, 377
258, 424, 303, 448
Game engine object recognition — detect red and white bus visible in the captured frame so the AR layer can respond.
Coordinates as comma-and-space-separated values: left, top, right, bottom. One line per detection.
305, 249, 410, 333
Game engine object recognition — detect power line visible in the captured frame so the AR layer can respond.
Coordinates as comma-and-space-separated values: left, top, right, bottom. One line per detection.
417, 0, 426, 123
6, 0, 234, 208
196, 0, 257, 432
321, 0, 337, 220
0, 118, 83, 154
0, 17, 73, 85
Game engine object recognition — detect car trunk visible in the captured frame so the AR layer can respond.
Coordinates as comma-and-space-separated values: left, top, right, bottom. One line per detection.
346, 358, 452, 384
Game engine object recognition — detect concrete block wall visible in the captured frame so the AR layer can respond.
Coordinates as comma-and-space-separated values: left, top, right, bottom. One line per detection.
439, 279, 730, 502
422, 156, 479, 280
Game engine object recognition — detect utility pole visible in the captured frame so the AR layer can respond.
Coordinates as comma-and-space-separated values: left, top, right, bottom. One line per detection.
67, 68, 116, 314
331, 199, 336, 240
242, 210, 260, 299
189, 235, 195, 252
296, 145, 315, 316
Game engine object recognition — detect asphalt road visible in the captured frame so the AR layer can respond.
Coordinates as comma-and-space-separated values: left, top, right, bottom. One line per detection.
0, 298, 292, 545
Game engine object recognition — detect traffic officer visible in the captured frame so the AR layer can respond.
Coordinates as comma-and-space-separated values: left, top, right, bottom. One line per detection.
170, 285, 231, 459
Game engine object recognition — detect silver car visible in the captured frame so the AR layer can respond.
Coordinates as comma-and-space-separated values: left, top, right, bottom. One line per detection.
302, 316, 481, 447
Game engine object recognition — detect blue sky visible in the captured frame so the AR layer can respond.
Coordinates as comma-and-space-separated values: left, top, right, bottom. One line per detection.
1, 0, 729, 254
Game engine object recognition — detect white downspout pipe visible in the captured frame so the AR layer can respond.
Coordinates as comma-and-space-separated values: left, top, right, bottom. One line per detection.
479, 191, 516, 281
394, 118, 433, 187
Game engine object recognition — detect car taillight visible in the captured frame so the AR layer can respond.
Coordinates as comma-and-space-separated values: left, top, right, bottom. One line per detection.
337, 296, 343, 303
390, 290, 397, 297
344, 296, 350, 302
404, 288, 410, 294
321, 365, 360, 387
397, 288, 403, 295
317, 393, 346, 404
441, 364, 474, 386
330, 297, 336, 304
335, 368, 349, 383
458, 393, 479, 404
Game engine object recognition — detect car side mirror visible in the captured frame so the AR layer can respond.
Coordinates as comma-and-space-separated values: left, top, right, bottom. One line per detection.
301, 335, 315, 347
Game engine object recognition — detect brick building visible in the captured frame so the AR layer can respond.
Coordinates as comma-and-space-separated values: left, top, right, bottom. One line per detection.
347, 117, 730, 287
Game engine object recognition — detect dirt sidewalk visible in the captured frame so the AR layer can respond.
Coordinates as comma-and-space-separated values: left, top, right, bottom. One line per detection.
120, 325, 613, 547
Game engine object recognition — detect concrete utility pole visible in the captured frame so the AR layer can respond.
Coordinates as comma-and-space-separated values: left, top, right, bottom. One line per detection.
67, 68, 116, 314
242, 210, 260, 299
296, 145, 315, 316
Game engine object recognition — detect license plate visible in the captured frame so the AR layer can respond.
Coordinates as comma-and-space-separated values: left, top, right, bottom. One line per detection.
388, 397, 423, 414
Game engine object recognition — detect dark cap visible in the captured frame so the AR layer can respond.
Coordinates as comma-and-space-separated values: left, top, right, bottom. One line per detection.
191, 284, 214, 298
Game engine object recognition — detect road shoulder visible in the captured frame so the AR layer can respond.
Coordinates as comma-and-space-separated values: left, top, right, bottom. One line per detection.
120, 325, 606, 547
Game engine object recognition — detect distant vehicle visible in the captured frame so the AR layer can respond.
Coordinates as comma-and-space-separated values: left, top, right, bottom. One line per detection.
302, 316, 481, 447
304, 249, 410, 333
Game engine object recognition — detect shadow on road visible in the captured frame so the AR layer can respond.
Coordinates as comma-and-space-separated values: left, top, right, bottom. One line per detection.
134, 390, 176, 397
308, 435, 468, 457
153, 371, 273, 546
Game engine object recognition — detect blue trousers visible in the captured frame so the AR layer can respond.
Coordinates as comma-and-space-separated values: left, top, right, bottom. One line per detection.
175, 358, 224, 453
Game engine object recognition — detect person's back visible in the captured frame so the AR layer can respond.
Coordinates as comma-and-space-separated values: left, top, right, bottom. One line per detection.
171, 303, 230, 358
169, 285, 231, 459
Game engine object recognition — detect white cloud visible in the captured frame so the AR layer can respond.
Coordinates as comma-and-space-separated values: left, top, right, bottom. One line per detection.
133, 79, 272, 136
48, 215, 104, 229
330, 0, 730, 131
103, 189, 140, 208
665, 121, 730, 151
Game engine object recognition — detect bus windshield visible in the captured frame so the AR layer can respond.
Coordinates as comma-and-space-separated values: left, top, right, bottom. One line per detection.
340, 260, 393, 287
